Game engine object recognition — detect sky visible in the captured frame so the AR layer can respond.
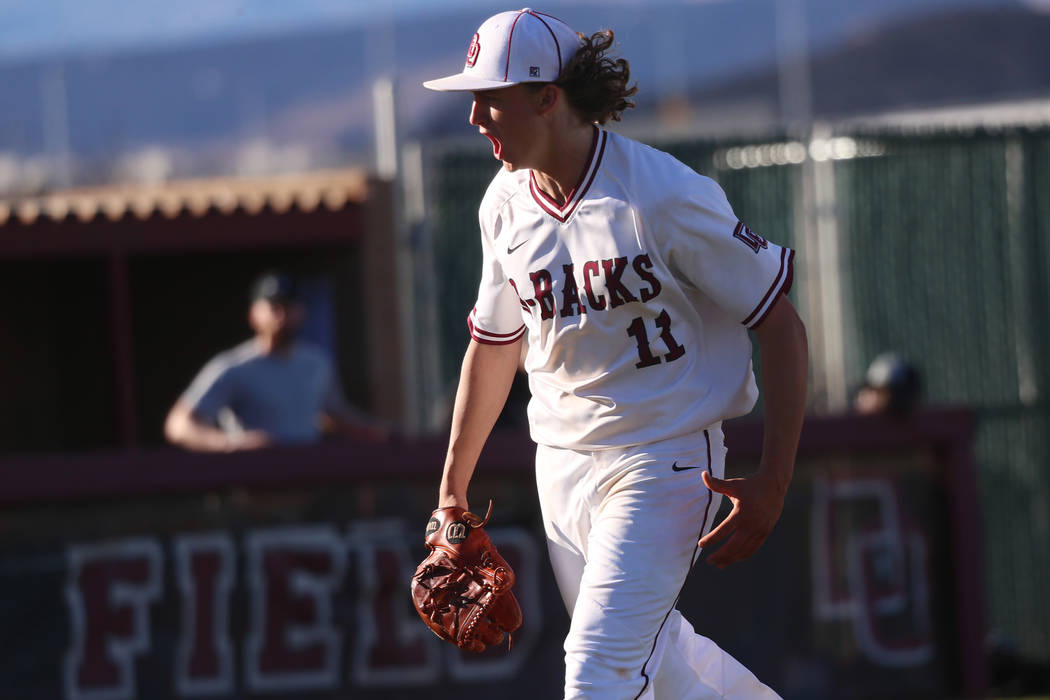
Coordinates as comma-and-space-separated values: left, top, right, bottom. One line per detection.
7, 0, 1043, 63
1, 0, 673, 61
0, 0, 508, 60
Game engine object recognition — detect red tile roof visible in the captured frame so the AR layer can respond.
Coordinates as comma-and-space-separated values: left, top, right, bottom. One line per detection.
0, 169, 370, 226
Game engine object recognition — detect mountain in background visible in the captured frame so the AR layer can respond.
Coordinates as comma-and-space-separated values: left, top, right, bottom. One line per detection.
691, 4, 1050, 122
0, 0, 1047, 192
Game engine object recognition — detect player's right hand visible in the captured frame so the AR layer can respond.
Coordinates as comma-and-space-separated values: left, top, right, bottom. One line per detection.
698, 470, 787, 569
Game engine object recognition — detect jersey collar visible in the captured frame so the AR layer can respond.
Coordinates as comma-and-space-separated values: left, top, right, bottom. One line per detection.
529, 126, 607, 224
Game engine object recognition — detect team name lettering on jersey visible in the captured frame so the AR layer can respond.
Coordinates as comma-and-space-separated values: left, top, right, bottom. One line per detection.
522, 253, 662, 319
560, 264, 586, 318
528, 270, 556, 320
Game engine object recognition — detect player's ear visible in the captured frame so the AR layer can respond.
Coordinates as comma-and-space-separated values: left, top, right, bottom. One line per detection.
535, 83, 559, 115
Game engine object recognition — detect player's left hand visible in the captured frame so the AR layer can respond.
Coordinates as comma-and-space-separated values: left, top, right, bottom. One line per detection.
698, 470, 787, 569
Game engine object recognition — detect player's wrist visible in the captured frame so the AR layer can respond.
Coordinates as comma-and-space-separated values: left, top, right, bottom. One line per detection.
755, 462, 792, 496
437, 489, 468, 510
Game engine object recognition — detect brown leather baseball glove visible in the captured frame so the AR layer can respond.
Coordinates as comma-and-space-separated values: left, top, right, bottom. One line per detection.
410, 501, 522, 652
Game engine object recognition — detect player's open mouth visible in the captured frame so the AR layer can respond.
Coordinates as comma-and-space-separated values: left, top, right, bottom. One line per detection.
483, 132, 502, 159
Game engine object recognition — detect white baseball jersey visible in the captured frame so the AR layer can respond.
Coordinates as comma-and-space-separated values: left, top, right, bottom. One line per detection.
469, 127, 794, 450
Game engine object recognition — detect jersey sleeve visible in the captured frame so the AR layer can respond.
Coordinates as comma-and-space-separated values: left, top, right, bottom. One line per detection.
660, 176, 794, 329
468, 210, 527, 345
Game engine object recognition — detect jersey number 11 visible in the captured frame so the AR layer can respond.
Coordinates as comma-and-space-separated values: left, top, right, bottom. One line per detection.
626, 309, 686, 369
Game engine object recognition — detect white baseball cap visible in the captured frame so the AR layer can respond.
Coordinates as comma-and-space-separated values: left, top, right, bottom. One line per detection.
423, 8, 583, 92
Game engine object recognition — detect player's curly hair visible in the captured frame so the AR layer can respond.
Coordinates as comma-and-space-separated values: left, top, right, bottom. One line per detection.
554, 30, 637, 124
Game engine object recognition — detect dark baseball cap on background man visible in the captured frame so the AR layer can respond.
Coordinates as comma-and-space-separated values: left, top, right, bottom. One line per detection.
250, 272, 301, 305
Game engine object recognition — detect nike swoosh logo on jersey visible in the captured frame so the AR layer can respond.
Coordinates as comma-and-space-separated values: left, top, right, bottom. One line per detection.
671, 462, 701, 472
507, 240, 529, 254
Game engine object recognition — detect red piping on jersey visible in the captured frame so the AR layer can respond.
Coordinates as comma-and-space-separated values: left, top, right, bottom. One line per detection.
531, 127, 597, 210
782, 249, 795, 295
530, 127, 606, 223
503, 10, 527, 81
634, 429, 715, 700
743, 247, 794, 328
468, 308, 526, 345
741, 246, 786, 325
741, 247, 787, 326
750, 248, 794, 328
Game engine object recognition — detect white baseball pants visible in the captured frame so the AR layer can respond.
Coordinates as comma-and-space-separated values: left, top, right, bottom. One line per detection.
535, 427, 781, 700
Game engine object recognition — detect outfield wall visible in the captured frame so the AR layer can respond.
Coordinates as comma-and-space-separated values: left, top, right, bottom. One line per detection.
0, 410, 982, 699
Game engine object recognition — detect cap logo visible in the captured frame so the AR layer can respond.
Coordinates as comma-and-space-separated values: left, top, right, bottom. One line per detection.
529, 66, 541, 78
465, 33, 480, 68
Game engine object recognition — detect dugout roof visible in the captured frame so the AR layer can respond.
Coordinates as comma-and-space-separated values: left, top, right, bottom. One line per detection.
0, 168, 369, 227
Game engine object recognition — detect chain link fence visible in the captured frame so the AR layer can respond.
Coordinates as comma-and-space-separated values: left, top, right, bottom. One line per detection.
421, 124, 1050, 664
834, 128, 1050, 663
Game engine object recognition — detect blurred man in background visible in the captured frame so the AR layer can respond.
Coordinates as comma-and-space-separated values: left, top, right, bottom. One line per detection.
165, 271, 386, 451
853, 351, 922, 418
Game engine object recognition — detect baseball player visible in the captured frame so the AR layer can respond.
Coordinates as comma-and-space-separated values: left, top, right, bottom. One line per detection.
423, 9, 808, 699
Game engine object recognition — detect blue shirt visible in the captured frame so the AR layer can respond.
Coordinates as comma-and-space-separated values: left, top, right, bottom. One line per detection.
181, 339, 347, 444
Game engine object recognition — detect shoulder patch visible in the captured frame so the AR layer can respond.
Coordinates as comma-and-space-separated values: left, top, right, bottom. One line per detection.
732, 221, 768, 253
